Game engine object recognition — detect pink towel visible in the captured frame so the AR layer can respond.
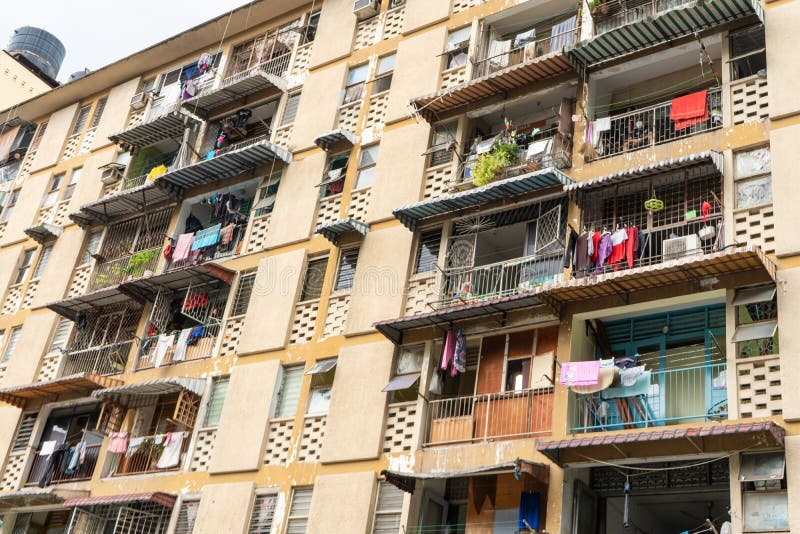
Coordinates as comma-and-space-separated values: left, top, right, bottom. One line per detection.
173, 232, 194, 261
440, 330, 457, 377
559, 360, 601, 387
107, 431, 129, 454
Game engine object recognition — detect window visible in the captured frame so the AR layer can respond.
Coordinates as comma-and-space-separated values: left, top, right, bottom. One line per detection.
14, 249, 36, 285
306, 358, 337, 415
286, 487, 313, 533
506, 358, 530, 391
231, 270, 257, 316
49, 318, 72, 352
342, 64, 369, 105
11, 412, 37, 452
373, 54, 396, 94
275, 366, 304, 418
388, 0, 406, 8
32, 244, 53, 279
334, 247, 359, 291
2, 326, 22, 363
373, 481, 404, 533
303, 10, 321, 43
383, 344, 423, 402
733, 284, 778, 358
62, 167, 82, 201
71, 104, 93, 135
80, 229, 103, 265
301, 257, 328, 301
203, 376, 230, 427
0, 189, 19, 222
414, 228, 441, 274
281, 92, 302, 127
741, 452, 788, 532
355, 144, 379, 189
735, 146, 771, 209
445, 27, 471, 70
248, 493, 277, 533
42, 172, 66, 208
427, 121, 458, 167
320, 153, 349, 199
254, 173, 281, 217
729, 25, 766, 81
90, 97, 107, 129
31, 122, 47, 151
173, 499, 199, 534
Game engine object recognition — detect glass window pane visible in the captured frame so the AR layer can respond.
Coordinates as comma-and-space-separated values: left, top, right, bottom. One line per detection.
301, 258, 327, 301
736, 176, 772, 209
335, 248, 359, 291
742, 492, 788, 532
736, 147, 771, 179
415, 228, 441, 273
448, 27, 471, 47
377, 54, 396, 75
733, 320, 778, 343
740, 452, 786, 482
360, 145, 379, 167
203, 376, 230, 427
348, 64, 369, 84
275, 367, 304, 418
397, 345, 424, 374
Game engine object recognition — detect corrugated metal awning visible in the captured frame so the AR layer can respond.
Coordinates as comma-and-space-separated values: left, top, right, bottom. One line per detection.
381, 459, 549, 494
46, 286, 141, 321
24, 222, 62, 244
393, 168, 572, 231
0, 488, 88, 511
109, 112, 192, 150
0, 374, 123, 408
567, 0, 763, 68
314, 128, 358, 151
70, 182, 176, 227
316, 217, 370, 245
411, 52, 576, 122
537, 421, 784, 467
564, 151, 723, 193
92, 377, 206, 404
121, 263, 235, 302
182, 70, 286, 119
157, 136, 291, 192
63, 492, 176, 509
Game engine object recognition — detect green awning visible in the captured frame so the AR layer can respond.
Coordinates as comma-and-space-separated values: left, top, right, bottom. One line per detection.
393, 167, 572, 231
568, 0, 763, 68
316, 217, 370, 245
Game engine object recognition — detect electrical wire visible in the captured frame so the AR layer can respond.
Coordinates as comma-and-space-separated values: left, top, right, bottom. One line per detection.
579, 445, 757, 478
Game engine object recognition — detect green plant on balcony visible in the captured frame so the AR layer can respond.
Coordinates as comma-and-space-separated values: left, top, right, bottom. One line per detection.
123, 249, 159, 278
92, 263, 124, 288
472, 141, 519, 186
587, 0, 610, 17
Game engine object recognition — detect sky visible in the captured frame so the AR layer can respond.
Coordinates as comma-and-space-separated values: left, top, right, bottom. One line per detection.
0, 0, 254, 82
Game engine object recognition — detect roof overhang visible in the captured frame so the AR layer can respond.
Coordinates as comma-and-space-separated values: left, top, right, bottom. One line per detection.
109, 111, 192, 150
122, 263, 234, 302
568, 0, 763, 69
411, 52, 576, 122
316, 217, 370, 245
0, 373, 124, 408
393, 167, 573, 231
314, 128, 358, 151
70, 182, 177, 227
537, 421, 785, 467
63, 492, 176, 509
157, 136, 291, 191
565, 151, 723, 194
91, 377, 206, 406
0, 488, 88, 512
381, 459, 549, 494
183, 68, 287, 119
46, 286, 142, 321
24, 222, 63, 244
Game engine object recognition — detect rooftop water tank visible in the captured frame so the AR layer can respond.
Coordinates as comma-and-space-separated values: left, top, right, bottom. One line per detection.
7, 26, 65, 80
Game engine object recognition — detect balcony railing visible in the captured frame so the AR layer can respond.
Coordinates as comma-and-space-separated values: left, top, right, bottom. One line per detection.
111, 433, 189, 476
89, 246, 162, 290
425, 387, 553, 446
25, 444, 101, 486
590, 87, 722, 160
570, 360, 727, 433
135, 323, 221, 370
61, 341, 135, 376
440, 252, 563, 308
592, 0, 691, 36
473, 27, 578, 79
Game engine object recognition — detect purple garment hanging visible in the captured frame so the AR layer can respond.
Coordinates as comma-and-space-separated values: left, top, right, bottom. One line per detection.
595, 233, 612, 274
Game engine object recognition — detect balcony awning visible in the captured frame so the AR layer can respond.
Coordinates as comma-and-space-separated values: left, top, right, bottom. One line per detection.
0, 116, 32, 131
316, 217, 370, 245
394, 168, 573, 231
314, 128, 358, 151
374, 294, 547, 344
182, 69, 287, 119
567, 0, 763, 68
411, 52, 575, 122
564, 151, 723, 194
109, 111, 192, 150
121, 263, 235, 302
70, 182, 176, 227
63, 491, 176, 509
92, 377, 206, 406
537, 421, 784, 467
46, 285, 140, 321
156, 136, 291, 192
24, 222, 62, 244
0, 373, 123, 408
0, 488, 88, 512
381, 458, 549, 494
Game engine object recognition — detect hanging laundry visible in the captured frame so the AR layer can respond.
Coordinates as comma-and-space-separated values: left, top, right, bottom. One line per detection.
575, 231, 591, 272
518, 492, 541, 532
594, 232, 612, 274
63, 442, 85, 475
107, 432, 129, 454
153, 334, 175, 368
191, 224, 222, 251
625, 225, 638, 269
156, 432, 185, 469
591, 230, 602, 263
145, 164, 168, 183
440, 329, 457, 377
39, 440, 57, 456
197, 53, 212, 73
701, 201, 713, 222
173, 328, 192, 361
619, 365, 646, 387
608, 227, 628, 266
559, 360, 601, 387
453, 329, 467, 373
219, 223, 236, 246
126, 437, 146, 457
38, 443, 69, 487
187, 326, 206, 345
670, 89, 708, 131
183, 292, 208, 310
172, 233, 194, 263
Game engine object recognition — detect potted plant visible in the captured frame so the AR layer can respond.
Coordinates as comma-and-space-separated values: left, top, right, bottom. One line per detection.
472, 141, 519, 186
123, 249, 160, 279
588, 0, 610, 17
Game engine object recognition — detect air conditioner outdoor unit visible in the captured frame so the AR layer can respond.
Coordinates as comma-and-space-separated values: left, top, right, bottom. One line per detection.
353, 0, 379, 19
99, 163, 125, 185
662, 234, 702, 261
129, 92, 150, 110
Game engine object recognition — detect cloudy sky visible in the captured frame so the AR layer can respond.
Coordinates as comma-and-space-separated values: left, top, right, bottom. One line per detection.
0, 0, 254, 82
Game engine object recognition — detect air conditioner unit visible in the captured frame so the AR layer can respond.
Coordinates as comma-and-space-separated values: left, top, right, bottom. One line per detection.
353, 0, 379, 19
129, 92, 150, 110
663, 234, 702, 261
98, 163, 126, 185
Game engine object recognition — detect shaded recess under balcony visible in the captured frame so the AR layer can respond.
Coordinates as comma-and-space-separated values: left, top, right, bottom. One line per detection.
0, 488, 87, 511
92, 376, 205, 404
316, 217, 370, 245
0, 373, 123, 408
569, 0, 763, 68
382, 459, 549, 494
182, 64, 287, 119
109, 102, 195, 151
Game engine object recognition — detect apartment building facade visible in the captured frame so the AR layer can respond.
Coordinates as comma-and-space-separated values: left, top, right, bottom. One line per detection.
0, 0, 795, 532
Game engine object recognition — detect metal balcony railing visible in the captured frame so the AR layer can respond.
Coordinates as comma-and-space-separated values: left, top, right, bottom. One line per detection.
135, 323, 221, 370
472, 27, 578, 79
591, 87, 722, 160
424, 387, 553, 446
592, 0, 692, 36
61, 341, 135, 376
25, 444, 101, 486
111, 433, 189, 476
88, 246, 162, 290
